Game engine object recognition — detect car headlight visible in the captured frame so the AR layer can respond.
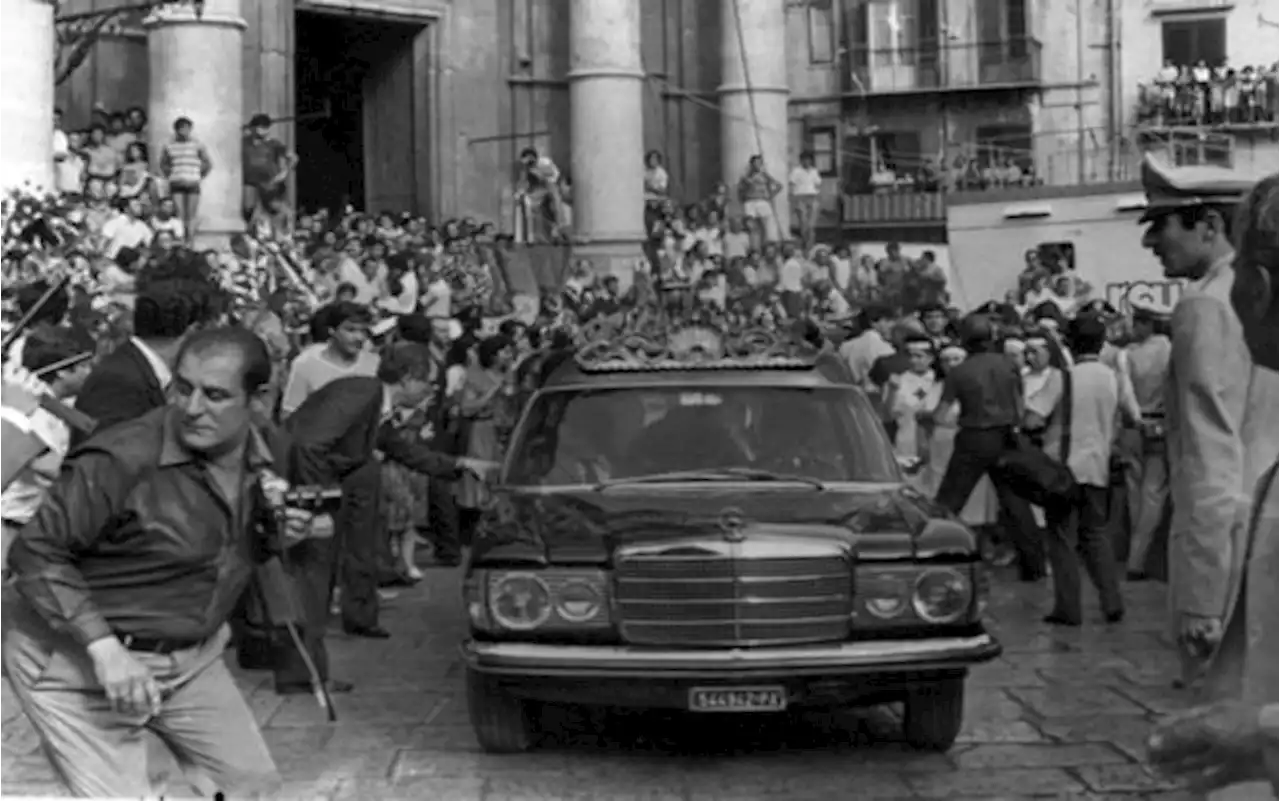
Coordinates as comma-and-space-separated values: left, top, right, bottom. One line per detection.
911, 567, 973, 624
857, 569, 912, 620
484, 569, 611, 632
550, 575, 604, 622
488, 572, 553, 631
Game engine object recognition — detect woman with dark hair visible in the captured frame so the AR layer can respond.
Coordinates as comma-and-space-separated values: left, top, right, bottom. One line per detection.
455, 335, 515, 542
117, 141, 153, 202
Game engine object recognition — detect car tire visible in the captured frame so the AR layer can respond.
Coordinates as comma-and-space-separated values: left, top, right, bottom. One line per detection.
901, 677, 965, 751
465, 667, 536, 753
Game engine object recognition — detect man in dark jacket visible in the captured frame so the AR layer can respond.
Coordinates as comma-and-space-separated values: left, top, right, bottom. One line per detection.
267, 342, 493, 694
73, 253, 221, 444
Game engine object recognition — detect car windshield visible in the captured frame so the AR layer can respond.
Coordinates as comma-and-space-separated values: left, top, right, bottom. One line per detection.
505, 384, 899, 487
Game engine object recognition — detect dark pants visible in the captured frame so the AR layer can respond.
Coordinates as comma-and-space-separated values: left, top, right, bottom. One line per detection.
1044, 485, 1124, 623
936, 426, 1045, 580
338, 461, 383, 630
427, 477, 461, 560
267, 535, 337, 690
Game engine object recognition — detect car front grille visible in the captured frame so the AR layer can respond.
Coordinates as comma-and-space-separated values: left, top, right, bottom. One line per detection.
614, 540, 853, 647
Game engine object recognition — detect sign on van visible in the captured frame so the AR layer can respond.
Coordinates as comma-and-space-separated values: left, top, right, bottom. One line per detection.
1105, 279, 1184, 315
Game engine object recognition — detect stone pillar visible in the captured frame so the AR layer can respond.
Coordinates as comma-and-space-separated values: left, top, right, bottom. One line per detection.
240, 0, 295, 209
0, 0, 55, 194
568, 0, 646, 294
146, 0, 246, 247
719, 0, 790, 237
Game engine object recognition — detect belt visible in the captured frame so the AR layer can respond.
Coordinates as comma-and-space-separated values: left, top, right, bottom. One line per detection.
118, 633, 205, 655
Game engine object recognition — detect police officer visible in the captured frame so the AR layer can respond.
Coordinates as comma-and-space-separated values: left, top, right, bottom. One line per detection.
1137, 154, 1279, 693
1146, 174, 1280, 801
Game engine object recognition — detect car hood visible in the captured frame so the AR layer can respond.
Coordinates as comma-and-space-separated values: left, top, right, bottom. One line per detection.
472, 483, 975, 565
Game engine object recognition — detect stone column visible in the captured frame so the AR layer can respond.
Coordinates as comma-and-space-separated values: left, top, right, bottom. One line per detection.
0, 0, 55, 194
719, 0, 790, 236
568, 0, 646, 294
146, 0, 246, 247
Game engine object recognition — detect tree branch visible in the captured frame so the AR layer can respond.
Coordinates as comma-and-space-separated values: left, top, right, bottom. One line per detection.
55, 12, 124, 86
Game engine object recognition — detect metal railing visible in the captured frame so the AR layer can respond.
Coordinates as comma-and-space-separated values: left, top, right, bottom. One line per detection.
838, 144, 1142, 225
1134, 75, 1279, 129
845, 37, 1043, 95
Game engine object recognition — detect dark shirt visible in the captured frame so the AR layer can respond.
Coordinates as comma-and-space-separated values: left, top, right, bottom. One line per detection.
939, 351, 1023, 430
243, 136, 286, 187
869, 351, 911, 389
10, 407, 277, 645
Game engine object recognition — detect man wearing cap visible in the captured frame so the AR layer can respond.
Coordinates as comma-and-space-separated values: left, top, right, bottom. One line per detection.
1123, 296, 1173, 579
242, 114, 297, 236
1146, 171, 1280, 793
1138, 155, 1279, 692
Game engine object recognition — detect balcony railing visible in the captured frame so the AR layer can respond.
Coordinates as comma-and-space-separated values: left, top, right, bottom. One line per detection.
839, 146, 1143, 225
844, 38, 1043, 96
1134, 75, 1279, 130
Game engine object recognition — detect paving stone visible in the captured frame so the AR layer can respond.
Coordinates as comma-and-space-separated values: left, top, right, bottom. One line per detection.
1069, 763, 1181, 793
333, 776, 485, 800
1035, 714, 1156, 761
952, 743, 1131, 770
906, 767, 1089, 797
1007, 686, 1147, 719
957, 719, 1048, 743
1108, 684, 1186, 715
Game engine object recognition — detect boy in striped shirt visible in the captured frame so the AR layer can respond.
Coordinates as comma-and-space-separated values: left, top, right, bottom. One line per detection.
159, 116, 212, 242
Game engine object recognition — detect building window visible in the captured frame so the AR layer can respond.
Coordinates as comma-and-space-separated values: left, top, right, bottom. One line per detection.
974, 124, 1033, 168
868, 0, 918, 67
808, 0, 835, 64
808, 127, 837, 175
1161, 16, 1226, 67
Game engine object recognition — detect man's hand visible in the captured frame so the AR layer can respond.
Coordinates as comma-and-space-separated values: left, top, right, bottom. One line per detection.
2, 363, 48, 417
1149, 700, 1274, 793
1178, 613, 1224, 659
87, 637, 160, 717
281, 508, 335, 545
457, 457, 499, 480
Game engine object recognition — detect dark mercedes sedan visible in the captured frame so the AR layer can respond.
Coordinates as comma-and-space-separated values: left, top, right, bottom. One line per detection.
460, 330, 1001, 753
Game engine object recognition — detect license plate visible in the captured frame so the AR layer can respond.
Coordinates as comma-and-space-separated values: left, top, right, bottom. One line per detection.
688, 686, 787, 712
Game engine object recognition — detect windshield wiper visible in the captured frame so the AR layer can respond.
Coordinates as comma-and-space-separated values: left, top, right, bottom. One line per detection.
593, 467, 825, 491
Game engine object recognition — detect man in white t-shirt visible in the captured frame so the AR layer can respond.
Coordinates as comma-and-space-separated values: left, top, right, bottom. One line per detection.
101, 197, 153, 259
789, 151, 823, 249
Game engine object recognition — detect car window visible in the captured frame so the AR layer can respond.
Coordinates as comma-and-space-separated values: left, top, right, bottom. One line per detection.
505, 384, 899, 486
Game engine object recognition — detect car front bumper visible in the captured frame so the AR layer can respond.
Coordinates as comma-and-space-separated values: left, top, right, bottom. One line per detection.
461, 633, 1001, 680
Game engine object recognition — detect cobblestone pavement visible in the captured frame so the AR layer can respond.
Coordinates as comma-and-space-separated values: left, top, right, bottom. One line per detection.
0, 570, 1226, 800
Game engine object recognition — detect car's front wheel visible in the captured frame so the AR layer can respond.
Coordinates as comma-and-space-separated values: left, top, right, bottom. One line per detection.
465, 667, 536, 753
901, 676, 965, 751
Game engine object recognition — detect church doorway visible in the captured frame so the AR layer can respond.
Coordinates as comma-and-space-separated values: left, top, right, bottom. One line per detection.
294, 8, 431, 217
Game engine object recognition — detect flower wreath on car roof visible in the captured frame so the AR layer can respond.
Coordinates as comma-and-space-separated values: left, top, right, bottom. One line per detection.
572, 300, 820, 371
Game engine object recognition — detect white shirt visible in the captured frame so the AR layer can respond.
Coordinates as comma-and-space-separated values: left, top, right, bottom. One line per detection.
789, 165, 822, 197
131, 337, 172, 389
151, 216, 185, 240
102, 216, 153, 258
379, 270, 420, 316
420, 277, 452, 318
337, 258, 385, 306
838, 329, 895, 387
778, 257, 805, 293
830, 256, 852, 291
0, 406, 69, 524
1063, 359, 1120, 488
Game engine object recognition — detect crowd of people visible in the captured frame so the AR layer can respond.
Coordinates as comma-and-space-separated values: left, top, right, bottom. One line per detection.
0, 93, 1276, 798
1138, 60, 1279, 128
